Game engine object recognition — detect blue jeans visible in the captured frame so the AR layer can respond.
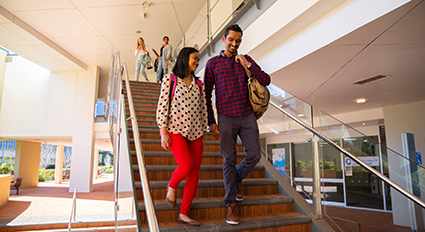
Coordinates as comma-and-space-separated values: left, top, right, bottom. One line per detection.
156, 57, 168, 82
218, 113, 261, 206
135, 55, 148, 81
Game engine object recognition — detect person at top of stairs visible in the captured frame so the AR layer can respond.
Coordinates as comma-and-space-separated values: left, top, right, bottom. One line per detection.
134, 37, 152, 82
204, 24, 271, 225
156, 47, 208, 227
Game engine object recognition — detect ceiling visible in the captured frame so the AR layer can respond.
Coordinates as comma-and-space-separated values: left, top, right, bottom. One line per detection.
271, 0, 425, 116
0, 0, 206, 77
0, 0, 423, 122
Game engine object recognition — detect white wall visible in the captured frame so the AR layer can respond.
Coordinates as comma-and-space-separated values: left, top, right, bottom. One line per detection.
0, 56, 100, 192
0, 49, 7, 112
383, 100, 425, 229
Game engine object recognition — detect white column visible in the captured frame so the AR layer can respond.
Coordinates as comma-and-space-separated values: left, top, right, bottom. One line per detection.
93, 149, 99, 179
69, 66, 99, 193
55, 145, 64, 184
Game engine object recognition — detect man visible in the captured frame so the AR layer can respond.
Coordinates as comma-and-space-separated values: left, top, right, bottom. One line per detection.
156, 36, 173, 83
204, 24, 270, 225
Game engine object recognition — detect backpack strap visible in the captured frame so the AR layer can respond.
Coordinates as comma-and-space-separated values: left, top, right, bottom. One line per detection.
168, 74, 202, 112
195, 79, 203, 96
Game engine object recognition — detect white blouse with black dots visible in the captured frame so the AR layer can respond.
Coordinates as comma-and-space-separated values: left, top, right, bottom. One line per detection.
156, 74, 208, 141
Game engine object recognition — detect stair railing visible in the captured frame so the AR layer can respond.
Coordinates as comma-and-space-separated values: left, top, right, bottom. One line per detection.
268, 100, 425, 216
121, 62, 160, 232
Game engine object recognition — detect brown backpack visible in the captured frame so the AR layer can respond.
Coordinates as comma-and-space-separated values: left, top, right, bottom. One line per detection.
242, 64, 270, 120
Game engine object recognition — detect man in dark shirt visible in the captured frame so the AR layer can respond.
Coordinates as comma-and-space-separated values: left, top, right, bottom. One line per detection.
204, 24, 270, 225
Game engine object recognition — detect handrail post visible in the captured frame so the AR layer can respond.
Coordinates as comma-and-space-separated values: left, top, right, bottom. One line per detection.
68, 188, 77, 232
312, 134, 322, 218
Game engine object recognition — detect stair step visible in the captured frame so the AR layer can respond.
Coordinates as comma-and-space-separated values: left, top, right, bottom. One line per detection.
135, 178, 277, 189
141, 213, 311, 232
138, 195, 294, 223
138, 164, 263, 171
132, 165, 264, 181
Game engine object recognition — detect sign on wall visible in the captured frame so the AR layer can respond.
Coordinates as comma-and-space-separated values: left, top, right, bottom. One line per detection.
272, 148, 286, 178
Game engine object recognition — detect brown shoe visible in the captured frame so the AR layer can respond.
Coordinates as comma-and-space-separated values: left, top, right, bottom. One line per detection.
236, 184, 243, 202
226, 203, 240, 225
166, 185, 176, 208
177, 214, 201, 226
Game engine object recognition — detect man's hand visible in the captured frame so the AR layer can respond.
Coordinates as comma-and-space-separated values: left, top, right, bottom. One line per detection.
235, 54, 250, 67
210, 124, 220, 139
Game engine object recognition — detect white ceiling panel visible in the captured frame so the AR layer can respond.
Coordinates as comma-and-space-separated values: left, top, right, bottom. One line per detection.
11, 45, 56, 61
12, 9, 100, 38
0, 24, 32, 46
0, 0, 73, 11
37, 60, 74, 72
54, 36, 113, 57
0, 13, 11, 23
2, 23, 45, 45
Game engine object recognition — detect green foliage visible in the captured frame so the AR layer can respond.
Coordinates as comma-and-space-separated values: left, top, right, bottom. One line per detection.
101, 165, 114, 174
0, 163, 14, 174
296, 160, 336, 171
38, 168, 55, 182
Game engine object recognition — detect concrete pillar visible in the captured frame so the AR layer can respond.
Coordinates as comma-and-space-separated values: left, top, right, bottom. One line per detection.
55, 145, 64, 184
14, 141, 41, 188
93, 149, 99, 179
69, 66, 99, 193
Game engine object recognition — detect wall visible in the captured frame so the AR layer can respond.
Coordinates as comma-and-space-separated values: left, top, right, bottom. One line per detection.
0, 55, 100, 192
0, 49, 6, 112
14, 141, 41, 188
0, 175, 10, 207
383, 100, 425, 228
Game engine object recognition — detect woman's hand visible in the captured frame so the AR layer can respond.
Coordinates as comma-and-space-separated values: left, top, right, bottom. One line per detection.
160, 127, 171, 151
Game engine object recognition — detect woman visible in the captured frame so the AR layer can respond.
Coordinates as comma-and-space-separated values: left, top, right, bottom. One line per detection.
156, 47, 208, 226
10, 170, 17, 187
134, 37, 151, 82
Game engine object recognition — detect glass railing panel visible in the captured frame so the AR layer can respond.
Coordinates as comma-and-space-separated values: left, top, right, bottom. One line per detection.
324, 216, 360, 232
319, 110, 425, 210
268, 84, 313, 127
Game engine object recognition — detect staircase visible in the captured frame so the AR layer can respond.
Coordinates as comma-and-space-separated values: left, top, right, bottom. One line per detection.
124, 80, 312, 231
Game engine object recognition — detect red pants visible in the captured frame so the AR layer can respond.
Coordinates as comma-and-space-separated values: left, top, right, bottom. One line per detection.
167, 132, 203, 215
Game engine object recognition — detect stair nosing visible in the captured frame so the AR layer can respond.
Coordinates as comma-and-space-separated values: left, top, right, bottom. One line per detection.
135, 178, 278, 189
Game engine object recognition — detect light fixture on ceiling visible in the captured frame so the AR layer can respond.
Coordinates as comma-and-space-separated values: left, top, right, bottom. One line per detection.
355, 98, 367, 104
136, 30, 141, 34
140, 12, 146, 23
142, 1, 153, 10
298, 114, 304, 117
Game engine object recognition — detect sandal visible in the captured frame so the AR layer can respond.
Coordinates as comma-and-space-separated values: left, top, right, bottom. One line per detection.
166, 185, 176, 208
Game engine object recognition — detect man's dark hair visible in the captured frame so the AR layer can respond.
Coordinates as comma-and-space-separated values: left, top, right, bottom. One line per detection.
224, 24, 243, 38
172, 47, 199, 79
163, 36, 169, 41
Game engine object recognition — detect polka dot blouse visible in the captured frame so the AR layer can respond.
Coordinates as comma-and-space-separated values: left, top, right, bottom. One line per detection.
156, 74, 208, 141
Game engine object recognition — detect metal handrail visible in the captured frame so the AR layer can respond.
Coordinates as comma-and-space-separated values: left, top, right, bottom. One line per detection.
68, 188, 77, 232
269, 101, 425, 210
122, 62, 160, 232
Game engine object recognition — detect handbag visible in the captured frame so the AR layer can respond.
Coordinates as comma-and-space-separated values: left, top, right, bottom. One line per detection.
141, 52, 151, 67
241, 63, 270, 120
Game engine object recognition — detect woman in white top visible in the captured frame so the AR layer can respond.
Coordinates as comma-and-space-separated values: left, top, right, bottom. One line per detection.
156, 47, 208, 226
134, 37, 151, 82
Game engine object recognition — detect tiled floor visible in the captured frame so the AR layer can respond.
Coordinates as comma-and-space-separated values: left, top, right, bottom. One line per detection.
0, 174, 134, 226
0, 174, 412, 232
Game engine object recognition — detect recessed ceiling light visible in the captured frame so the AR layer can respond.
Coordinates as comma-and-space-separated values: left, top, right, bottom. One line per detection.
355, 98, 367, 104
362, 123, 366, 126
298, 114, 304, 117
136, 30, 141, 34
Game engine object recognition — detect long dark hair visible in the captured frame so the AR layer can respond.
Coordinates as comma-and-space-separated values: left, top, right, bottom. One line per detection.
172, 47, 199, 79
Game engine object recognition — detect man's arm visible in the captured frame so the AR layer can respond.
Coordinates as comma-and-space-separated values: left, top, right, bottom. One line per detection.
204, 60, 216, 126
244, 55, 271, 86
